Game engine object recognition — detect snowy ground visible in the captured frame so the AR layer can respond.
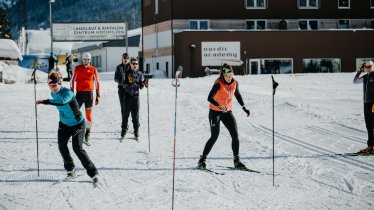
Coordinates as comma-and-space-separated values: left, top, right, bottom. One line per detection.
0, 69, 373, 209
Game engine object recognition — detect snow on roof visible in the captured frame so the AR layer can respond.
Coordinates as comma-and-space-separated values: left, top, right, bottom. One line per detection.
0, 39, 23, 60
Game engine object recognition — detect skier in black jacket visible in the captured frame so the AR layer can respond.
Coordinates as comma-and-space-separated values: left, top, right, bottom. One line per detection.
353, 60, 374, 153
114, 53, 131, 136
122, 57, 148, 139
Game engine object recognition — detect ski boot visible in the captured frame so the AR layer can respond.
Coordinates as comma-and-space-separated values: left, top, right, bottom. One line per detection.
121, 125, 129, 138
359, 146, 374, 153
134, 128, 139, 141
197, 155, 207, 169
234, 155, 248, 170
84, 129, 91, 146
92, 174, 100, 187
66, 169, 76, 178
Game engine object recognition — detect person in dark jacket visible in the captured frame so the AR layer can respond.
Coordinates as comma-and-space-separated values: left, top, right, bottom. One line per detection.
114, 53, 131, 136
65, 54, 73, 80
353, 59, 374, 153
197, 63, 251, 170
122, 57, 148, 139
36, 70, 99, 182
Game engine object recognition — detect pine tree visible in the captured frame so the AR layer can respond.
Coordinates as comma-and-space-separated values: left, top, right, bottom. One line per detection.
0, 8, 11, 39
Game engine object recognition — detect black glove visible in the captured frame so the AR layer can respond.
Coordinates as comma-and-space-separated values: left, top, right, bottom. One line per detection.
144, 78, 149, 88
242, 106, 250, 117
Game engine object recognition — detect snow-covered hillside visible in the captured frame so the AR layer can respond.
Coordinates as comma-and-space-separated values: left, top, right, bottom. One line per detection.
0, 68, 373, 209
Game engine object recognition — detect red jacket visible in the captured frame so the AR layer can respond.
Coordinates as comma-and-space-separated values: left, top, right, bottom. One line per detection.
71, 64, 100, 95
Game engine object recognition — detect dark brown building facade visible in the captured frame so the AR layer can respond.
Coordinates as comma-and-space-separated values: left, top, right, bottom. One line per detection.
142, 0, 374, 77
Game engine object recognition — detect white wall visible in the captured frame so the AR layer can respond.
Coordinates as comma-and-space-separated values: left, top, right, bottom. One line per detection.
104, 47, 139, 72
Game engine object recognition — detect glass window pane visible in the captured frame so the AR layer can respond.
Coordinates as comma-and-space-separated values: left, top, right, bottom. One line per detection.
264, 59, 292, 74
299, 21, 307, 29
257, 21, 266, 29
339, 0, 349, 7
246, 21, 255, 29
338, 20, 349, 29
257, 0, 265, 7
247, 0, 254, 7
300, 0, 307, 7
200, 21, 208, 30
190, 21, 198, 29
309, 0, 317, 7
309, 21, 318, 30
303, 59, 341, 73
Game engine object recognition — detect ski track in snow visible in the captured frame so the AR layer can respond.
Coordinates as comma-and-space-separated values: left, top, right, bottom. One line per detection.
0, 73, 373, 209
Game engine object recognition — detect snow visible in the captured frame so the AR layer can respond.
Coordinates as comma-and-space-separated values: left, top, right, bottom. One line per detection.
0, 39, 23, 60
0, 65, 373, 209
0, 62, 47, 84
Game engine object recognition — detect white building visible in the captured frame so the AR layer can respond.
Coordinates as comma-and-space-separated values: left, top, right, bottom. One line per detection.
72, 28, 141, 73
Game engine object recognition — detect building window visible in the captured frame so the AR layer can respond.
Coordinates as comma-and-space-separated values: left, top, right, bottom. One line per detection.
371, 20, 374, 29
189, 20, 209, 30
250, 59, 293, 74
298, 0, 319, 9
303, 59, 341, 73
246, 20, 266, 30
91, 55, 101, 68
371, 0, 374, 8
146, 63, 150, 73
338, 20, 350, 28
338, 0, 350, 9
298, 20, 318, 30
245, 0, 267, 9
156, 62, 159, 70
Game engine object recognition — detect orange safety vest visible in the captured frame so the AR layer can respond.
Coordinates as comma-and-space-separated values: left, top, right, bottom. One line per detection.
209, 79, 237, 112
71, 64, 100, 94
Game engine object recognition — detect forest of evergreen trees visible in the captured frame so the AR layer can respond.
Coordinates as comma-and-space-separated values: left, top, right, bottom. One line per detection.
5, 0, 141, 38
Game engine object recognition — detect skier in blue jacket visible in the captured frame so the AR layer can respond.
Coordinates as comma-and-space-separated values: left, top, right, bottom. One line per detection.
36, 70, 99, 182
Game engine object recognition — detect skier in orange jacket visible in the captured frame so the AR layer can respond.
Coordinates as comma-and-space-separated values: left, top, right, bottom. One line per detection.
71, 52, 100, 145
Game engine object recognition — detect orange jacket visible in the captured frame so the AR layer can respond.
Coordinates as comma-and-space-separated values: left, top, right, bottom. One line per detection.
71, 64, 100, 95
209, 79, 237, 112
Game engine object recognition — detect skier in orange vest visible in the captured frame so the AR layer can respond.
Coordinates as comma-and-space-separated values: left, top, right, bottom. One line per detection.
197, 63, 250, 170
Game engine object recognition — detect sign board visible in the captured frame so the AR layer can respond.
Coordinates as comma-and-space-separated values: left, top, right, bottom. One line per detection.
201, 42, 242, 66
53, 23, 126, 41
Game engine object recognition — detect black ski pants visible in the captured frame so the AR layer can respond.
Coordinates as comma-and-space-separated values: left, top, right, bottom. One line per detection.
123, 95, 140, 131
202, 109, 240, 157
58, 121, 98, 177
118, 87, 126, 130
364, 102, 374, 147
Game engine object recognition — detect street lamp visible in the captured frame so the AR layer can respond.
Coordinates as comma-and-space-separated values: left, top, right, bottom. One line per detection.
49, 0, 55, 72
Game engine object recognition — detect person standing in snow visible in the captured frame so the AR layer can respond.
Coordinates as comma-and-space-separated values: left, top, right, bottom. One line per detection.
114, 53, 131, 137
65, 54, 73, 80
353, 59, 374, 153
197, 63, 251, 170
36, 70, 99, 182
71, 52, 100, 145
122, 57, 148, 140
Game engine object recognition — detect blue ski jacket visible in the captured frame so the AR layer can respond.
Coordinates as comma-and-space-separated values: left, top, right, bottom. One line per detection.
42, 87, 84, 126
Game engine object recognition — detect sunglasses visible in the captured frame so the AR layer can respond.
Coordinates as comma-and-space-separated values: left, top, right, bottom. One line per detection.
366, 65, 372, 69
123, 57, 129, 59
131, 63, 138, 65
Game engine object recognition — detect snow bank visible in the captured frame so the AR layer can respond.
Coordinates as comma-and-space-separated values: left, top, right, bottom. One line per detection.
0, 62, 47, 84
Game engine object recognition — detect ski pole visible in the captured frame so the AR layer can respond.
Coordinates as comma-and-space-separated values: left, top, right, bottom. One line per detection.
171, 66, 183, 210
146, 76, 151, 153
271, 75, 278, 186
32, 69, 40, 177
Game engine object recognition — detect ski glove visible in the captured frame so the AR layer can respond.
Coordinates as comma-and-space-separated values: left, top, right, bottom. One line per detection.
242, 106, 250, 117
95, 96, 100, 105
